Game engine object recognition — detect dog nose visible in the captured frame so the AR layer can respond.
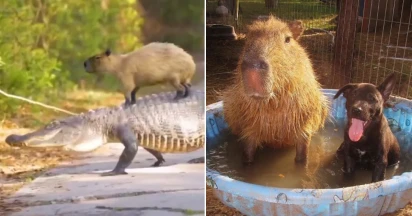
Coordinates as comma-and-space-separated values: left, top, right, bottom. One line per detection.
352, 107, 362, 115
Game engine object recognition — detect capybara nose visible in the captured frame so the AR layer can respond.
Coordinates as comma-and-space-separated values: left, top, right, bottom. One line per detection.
83, 61, 87, 68
352, 107, 362, 115
242, 59, 268, 70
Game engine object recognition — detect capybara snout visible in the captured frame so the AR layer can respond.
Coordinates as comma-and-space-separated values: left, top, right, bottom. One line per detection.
239, 18, 309, 99
241, 58, 272, 97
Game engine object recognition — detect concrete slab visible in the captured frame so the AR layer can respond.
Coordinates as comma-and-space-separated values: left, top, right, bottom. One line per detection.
6, 143, 205, 216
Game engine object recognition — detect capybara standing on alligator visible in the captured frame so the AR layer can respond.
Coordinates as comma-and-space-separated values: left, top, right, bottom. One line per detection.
84, 42, 196, 105
222, 16, 329, 164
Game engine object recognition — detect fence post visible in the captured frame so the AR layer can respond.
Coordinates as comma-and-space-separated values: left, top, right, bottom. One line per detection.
333, 0, 360, 87
234, 0, 239, 28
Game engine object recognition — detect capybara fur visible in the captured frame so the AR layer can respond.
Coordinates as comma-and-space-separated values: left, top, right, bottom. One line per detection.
84, 42, 196, 104
221, 16, 329, 164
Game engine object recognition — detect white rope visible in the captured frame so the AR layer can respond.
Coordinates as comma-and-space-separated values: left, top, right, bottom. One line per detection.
0, 89, 77, 116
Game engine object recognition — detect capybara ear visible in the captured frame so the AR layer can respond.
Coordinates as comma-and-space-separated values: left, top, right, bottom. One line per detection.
288, 20, 304, 40
105, 49, 111, 56
333, 84, 357, 99
377, 72, 397, 102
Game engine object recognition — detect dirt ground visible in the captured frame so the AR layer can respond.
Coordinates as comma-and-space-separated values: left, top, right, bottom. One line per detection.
205, 33, 412, 215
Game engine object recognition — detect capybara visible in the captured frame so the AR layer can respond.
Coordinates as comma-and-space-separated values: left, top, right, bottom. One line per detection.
84, 42, 196, 105
334, 72, 400, 182
221, 16, 329, 164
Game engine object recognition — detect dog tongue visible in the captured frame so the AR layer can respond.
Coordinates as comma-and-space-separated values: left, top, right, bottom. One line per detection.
349, 118, 365, 142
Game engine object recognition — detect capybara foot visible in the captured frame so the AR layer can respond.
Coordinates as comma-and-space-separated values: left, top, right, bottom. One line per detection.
183, 83, 191, 97
151, 158, 166, 167
101, 170, 128, 176
124, 98, 134, 106
242, 144, 257, 165
174, 90, 186, 100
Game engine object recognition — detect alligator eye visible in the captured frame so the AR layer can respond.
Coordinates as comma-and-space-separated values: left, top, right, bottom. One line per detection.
46, 121, 59, 129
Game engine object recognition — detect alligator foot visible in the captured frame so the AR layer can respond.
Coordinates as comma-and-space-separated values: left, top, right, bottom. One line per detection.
187, 157, 204, 164
151, 158, 166, 167
144, 148, 165, 167
101, 170, 128, 176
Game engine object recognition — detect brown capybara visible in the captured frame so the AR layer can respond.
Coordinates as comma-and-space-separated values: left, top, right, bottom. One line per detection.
221, 16, 329, 164
84, 42, 196, 105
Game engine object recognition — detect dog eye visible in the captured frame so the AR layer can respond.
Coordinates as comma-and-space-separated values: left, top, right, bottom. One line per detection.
367, 95, 377, 102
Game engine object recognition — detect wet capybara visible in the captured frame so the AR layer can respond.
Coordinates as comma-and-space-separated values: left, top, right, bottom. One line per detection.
221, 16, 329, 164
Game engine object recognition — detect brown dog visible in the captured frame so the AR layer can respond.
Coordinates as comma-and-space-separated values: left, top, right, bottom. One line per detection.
333, 72, 400, 183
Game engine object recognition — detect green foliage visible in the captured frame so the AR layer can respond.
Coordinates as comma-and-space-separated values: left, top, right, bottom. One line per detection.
0, 0, 142, 115
140, 0, 204, 52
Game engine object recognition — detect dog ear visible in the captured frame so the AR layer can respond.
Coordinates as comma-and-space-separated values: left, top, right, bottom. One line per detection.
377, 72, 397, 102
333, 84, 357, 99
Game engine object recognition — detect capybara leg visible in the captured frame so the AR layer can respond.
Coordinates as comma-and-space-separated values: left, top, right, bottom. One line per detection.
122, 79, 136, 106
171, 79, 186, 100
144, 148, 165, 167
130, 87, 140, 104
242, 141, 257, 165
124, 96, 132, 106
182, 83, 191, 97
295, 137, 309, 164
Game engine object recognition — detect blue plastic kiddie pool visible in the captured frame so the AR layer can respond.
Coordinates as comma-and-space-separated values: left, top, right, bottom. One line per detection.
206, 89, 412, 216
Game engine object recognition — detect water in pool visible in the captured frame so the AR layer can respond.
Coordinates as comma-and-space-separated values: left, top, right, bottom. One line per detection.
207, 119, 412, 189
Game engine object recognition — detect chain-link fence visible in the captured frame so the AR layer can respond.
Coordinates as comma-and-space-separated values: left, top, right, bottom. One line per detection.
206, 0, 412, 99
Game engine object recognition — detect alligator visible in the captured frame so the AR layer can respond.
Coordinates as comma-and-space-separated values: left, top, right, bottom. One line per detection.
5, 90, 205, 176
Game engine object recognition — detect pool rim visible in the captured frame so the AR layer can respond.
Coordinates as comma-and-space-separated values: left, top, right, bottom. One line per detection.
206, 88, 412, 205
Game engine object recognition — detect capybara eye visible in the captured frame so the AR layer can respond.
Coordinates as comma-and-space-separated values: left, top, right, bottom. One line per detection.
95, 56, 101, 60
285, 36, 291, 43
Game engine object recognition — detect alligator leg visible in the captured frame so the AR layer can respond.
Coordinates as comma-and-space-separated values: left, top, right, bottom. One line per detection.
130, 87, 140, 105
101, 125, 138, 176
144, 148, 166, 167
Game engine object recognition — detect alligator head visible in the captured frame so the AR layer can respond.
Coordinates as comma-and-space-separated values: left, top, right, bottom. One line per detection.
5, 116, 105, 152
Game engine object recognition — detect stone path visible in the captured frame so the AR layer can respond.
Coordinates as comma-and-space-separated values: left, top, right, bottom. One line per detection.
4, 143, 205, 216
